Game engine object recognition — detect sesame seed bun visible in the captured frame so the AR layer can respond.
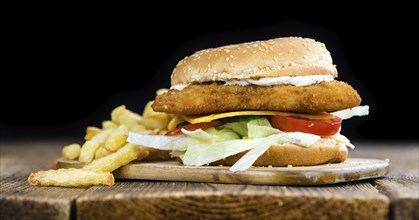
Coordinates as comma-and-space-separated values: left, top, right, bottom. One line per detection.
212, 139, 348, 167
171, 37, 337, 85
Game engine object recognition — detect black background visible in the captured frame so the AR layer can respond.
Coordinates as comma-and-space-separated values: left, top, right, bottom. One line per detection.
1, 7, 417, 141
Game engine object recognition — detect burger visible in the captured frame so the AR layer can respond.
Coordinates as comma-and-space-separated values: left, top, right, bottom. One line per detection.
128, 37, 368, 172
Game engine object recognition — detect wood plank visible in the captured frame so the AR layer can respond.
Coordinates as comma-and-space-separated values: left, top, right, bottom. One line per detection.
1, 174, 86, 220
375, 177, 419, 220
76, 181, 389, 220
0, 140, 86, 220
1, 141, 416, 220
350, 142, 418, 177
351, 143, 419, 220
1, 139, 78, 176
56, 158, 389, 186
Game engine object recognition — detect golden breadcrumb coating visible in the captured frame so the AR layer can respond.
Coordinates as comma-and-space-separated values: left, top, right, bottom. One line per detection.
152, 81, 361, 115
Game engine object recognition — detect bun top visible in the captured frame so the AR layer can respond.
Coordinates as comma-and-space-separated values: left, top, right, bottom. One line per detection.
171, 37, 337, 86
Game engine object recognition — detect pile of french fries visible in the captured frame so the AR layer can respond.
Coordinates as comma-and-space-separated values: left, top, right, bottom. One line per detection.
28, 89, 173, 187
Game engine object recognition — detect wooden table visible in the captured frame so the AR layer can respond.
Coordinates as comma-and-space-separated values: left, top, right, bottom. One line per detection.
1, 140, 418, 220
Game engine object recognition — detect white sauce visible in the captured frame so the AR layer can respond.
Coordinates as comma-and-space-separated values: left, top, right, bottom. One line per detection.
170, 75, 334, 90
170, 84, 188, 90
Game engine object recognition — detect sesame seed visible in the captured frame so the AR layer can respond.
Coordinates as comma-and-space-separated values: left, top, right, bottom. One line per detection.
273, 56, 278, 61
229, 63, 234, 67
269, 46, 274, 50
252, 51, 257, 53
288, 49, 294, 54
230, 55, 234, 58
308, 47, 312, 51
224, 49, 230, 53
303, 55, 307, 59
226, 57, 230, 61
207, 64, 211, 68
243, 50, 247, 53
253, 44, 258, 48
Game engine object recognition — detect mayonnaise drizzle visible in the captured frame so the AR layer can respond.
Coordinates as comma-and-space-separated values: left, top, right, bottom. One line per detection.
170, 75, 334, 90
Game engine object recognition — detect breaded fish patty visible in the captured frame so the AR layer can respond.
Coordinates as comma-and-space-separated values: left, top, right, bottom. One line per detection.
152, 81, 361, 115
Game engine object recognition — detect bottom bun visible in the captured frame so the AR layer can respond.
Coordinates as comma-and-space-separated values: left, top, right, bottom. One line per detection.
212, 139, 348, 167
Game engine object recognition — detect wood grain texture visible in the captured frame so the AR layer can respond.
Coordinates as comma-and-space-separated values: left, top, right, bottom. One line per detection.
1, 174, 86, 220
56, 158, 389, 185
350, 142, 419, 177
1, 141, 417, 220
0, 140, 86, 220
351, 142, 419, 220
375, 177, 419, 220
76, 182, 389, 220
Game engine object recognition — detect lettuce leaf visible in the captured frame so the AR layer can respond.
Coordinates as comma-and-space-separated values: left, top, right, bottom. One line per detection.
223, 117, 278, 138
223, 121, 248, 137
182, 132, 320, 169
181, 129, 215, 143
206, 127, 241, 141
330, 132, 355, 149
248, 124, 280, 139
182, 135, 278, 166
127, 132, 189, 151
230, 132, 320, 172
331, 106, 369, 120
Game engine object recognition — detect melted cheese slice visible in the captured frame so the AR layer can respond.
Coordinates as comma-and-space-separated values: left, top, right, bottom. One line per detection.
182, 111, 334, 124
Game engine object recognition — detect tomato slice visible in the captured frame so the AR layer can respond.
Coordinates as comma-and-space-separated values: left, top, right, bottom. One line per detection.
270, 115, 342, 136
166, 121, 224, 136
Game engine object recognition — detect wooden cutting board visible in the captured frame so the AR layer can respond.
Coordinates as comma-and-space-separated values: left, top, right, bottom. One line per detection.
56, 158, 389, 185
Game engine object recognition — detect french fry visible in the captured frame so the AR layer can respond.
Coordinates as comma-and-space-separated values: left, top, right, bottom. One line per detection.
156, 88, 169, 95
95, 147, 112, 159
84, 126, 102, 140
102, 120, 118, 130
104, 125, 128, 152
131, 124, 146, 133
83, 143, 148, 173
79, 129, 114, 163
28, 168, 114, 187
111, 105, 143, 130
136, 146, 152, 160
29, 95, 180, 188
61, 144, 81, 160
142, 101, 172, 130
